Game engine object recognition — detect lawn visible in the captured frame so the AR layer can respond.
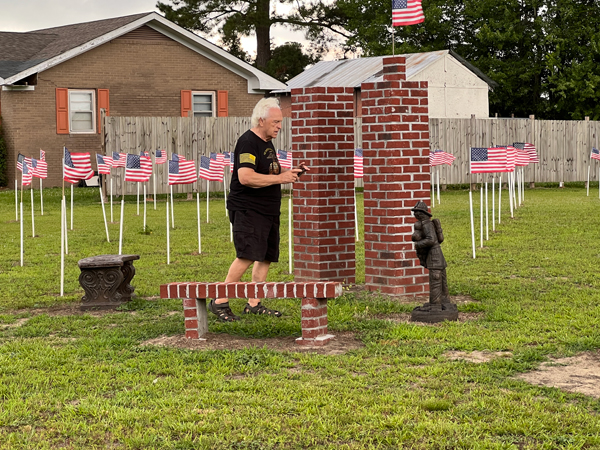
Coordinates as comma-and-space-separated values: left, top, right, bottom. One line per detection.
1, 184, 600, 449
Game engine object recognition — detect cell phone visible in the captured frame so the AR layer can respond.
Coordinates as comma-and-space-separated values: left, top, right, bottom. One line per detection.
297, 165, 306, 176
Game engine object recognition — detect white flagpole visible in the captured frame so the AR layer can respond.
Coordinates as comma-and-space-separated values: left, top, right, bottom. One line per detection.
469, 187, 476, 259
20, 201, 24, 266
30, 187, 35, 237
70, 184, 74, 230
354, 187, 359, 241
197, 191, 202, 253
152, 153, 157, 211
289, 188, 293, 273
518, 169, 522, 206
521, 167, 525, 202
492, 176, 495, 232
587, 164, 592, 197
170, 185, 175, 228
206, 182, 210, 223
99, 185, 110, 242
598, 166, 600, 198
40, 178, 44, 215
118, 198, 125, 255
136, 183, 140, 215
63, 195, 69, 255
437, 167, 441, 204
224, 171, 228, 216
498, 173, 502, 224
480, 178, 483, 248
110, 177, 114, 222
513, 170, 517, 210
15, 179, 18, 221
509, 172, 514, 218
166, 200, 170, 265
143, 185, 147, 231
60, 197, 65, 296
430, 169, 435, 208
485, 180, 489, 241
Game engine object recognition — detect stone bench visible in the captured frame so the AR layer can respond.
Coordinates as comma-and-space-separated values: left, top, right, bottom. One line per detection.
159, 282, 343, 346
78, 254, 140, 310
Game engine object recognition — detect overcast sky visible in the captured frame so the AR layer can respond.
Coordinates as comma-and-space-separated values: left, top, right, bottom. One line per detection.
0, 0, 311, 58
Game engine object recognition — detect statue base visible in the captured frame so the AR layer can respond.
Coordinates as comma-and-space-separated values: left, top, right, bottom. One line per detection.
411, 302, 458, 323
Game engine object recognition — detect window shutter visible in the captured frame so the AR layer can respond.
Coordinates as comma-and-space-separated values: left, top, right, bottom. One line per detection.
217, 90, 228, 117
97, 89, 110, 134
56, 88, 69, 134
181, 90, 192, 117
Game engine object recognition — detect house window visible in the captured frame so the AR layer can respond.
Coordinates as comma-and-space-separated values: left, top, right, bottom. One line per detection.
192, 92, 215, 117
69, 90, 96, 133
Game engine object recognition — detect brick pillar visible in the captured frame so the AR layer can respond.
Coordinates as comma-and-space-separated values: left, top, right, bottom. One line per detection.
291, 87, 356, 283
361, 56, 431, 297
296, 297, 333, 346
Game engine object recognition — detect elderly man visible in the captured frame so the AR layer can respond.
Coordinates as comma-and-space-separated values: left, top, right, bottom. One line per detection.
209, 97, 307, 322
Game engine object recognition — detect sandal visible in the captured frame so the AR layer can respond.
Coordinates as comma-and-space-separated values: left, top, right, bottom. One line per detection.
243, 302, 282, 317
208, 300, 240, 322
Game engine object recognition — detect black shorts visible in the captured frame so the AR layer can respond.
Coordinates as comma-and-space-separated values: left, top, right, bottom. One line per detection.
230, 210, 280, 263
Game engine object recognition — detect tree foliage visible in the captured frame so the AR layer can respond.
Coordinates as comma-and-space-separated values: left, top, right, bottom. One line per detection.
335, 0, 600, 120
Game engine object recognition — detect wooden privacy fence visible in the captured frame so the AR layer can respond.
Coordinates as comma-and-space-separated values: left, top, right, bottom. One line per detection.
104, 115, 600, 194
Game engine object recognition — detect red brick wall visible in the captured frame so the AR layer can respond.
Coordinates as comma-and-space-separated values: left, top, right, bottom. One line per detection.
1, 33, 264, 187
291, 87, 356, 283
361, 56, 431, 296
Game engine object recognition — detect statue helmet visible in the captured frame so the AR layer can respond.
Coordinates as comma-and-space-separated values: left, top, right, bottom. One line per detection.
411, 201, 432, 217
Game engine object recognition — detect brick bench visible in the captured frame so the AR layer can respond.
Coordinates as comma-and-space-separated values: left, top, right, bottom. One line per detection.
159, 282, 343, 346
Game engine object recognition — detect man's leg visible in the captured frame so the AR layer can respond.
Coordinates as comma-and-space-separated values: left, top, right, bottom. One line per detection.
215, 258, 254, 305
247, 260, 271, 307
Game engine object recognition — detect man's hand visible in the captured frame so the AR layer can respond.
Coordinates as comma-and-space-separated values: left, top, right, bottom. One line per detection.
280, 168, 304, 184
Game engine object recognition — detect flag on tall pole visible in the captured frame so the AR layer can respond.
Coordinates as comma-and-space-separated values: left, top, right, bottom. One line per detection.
63, 148, 94, 183
354, 148, 364, 178
96, 154, 112, 174
17, 153, 26, 172
591, 147, 600, 161
470, 147, 508, 174
429, 150, 455, 166
168, 154, 196, 185
392, 0, 425, 26
110, 152, 127, 168
199, 155, 224, 182
155, 149, 167, 164
31, 158, 47, 179
514, 143, 539, 164
22, 162, 33, 186
125, 154, 153, 182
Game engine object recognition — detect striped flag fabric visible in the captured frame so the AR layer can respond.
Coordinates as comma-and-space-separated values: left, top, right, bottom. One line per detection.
354, 148, 364, 178
110, 152, 127, 168
429, 150, 454, 166
22, 162, 33, 186
96, 154, 112, 175
31, 158, 47, 179
40, 149, 46, 161
392, 0, 425, 26
168, 154, 196, 185
64, 148, 94, 183
223, 151, 234, 173
277, 150, 293, 169
514, 142, 540, 164
199, 155, 223, 182
17, 153, 25, 172
592, 147, 600, 161
125, 154, 153, 182
140, 150, 150, 158
470, 147, 508, 174
155, 149, 167, 164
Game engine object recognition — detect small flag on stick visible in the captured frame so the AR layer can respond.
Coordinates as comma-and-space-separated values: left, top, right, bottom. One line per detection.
64, 148, 94, 183
277, 150, 293, 169
354, 148, 364, 178
96, 154, 112, 174
470, 147, 508, 174
168, 155, 196, 185
125, 154, 152, 182
155, 150, 167, 164
591, 147, 600, 161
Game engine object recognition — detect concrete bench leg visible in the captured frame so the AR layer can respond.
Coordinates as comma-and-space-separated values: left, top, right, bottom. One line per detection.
296, 298, 334, 346
183, 298, 208, 340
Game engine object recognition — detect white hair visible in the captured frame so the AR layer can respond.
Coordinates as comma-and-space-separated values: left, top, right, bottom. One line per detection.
251, 97, 281, 128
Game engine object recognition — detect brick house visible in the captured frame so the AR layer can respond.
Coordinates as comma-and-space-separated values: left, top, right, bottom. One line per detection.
0, 12, 286, 187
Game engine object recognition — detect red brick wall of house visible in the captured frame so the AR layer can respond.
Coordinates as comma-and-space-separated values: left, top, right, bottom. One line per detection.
361, 56, 431, 297
291, 86, 356, 283
1, 28, 264, 187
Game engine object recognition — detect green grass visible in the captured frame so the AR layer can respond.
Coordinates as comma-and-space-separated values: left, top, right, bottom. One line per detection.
1, 185, 600, 449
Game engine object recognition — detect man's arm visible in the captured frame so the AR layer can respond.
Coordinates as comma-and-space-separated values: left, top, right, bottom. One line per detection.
414, 221, 436, 250
238, 167, 303, 188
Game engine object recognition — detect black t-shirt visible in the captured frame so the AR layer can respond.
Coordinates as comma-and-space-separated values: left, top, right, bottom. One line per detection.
227, 129, 282, 216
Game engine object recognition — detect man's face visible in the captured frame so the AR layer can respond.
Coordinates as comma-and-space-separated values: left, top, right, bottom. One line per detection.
259, 107, 283, 141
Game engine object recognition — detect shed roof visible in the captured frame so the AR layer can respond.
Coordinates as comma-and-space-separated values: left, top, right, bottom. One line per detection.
275, 50, 496, 93
0, 12, 285, 92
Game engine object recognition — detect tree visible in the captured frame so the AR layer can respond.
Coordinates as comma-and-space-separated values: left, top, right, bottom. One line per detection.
156, 0, 350, 70
264, 42, 320, 82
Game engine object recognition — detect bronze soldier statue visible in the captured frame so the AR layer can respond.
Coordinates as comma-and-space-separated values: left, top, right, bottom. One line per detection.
410, 201, 458, 322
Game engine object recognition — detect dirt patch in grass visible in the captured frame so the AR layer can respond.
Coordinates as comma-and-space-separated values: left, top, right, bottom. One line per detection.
515, 351, 600, 399
141, 331, 364, 355
444, 351, 513, 363
378, 312, 483, 324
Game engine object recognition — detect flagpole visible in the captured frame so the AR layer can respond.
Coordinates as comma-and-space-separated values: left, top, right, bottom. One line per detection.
521, 167, 525, 202
469, 175, 476, 259
498, 173, 502, 224
509, 172, 514, 218
143, 185, 147, 231
166, 200, 170, 265
40, 178, 44, 216
60, 196, 65, 296
110, 176, 114, 222
70, 184, 74, 230
485, 178, 489, 241
153, 152, 157, 210
20, 175, 24, 267
137, 183, 140, 216
119, 173, 125, 255
30, 184, 35, 237
492, 175, 495, 232
99, 183, 110, 243
392, 25, 395, 56
430, 168, 435, 209
62, 147, 68, 255
170, 185, 175, 228
15, 179, 18, 221
224, 169, 228, 216
289, 185, 293, 273
64, 191, 69, 255
437, 167, 441, 204
354, 185, 359, 241
480, 176, 483, 248
206, 182, 210, 223
197, 191, 202, 253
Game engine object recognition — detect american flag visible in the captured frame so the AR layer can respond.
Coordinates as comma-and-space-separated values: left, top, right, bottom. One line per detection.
140, 150, 150, 158
592, 147, 600, 161
429, 150, 455, 166
125, 154, 153, 182
40, 149, 46, 161
470, 147, 508, 174
514, 142, 539, 164
168, 154, 196, 185
155, 149, 167, 164
354, 148, 364, 178
22, 162, 32, 186
199, 155, 223, 182
214, 152, 225, 169
277, 150, 293, 169
96, 154, 112, 175
223, 151, 234, 173
392, 0, 424, 26
63, 148, 94, 183
30, 158, 47, 179
17, 153, 25, 172
110, 152, 127, 168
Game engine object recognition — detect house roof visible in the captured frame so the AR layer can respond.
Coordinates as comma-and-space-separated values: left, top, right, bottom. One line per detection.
274, 50, 496, 93
0, 12, 286, 93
